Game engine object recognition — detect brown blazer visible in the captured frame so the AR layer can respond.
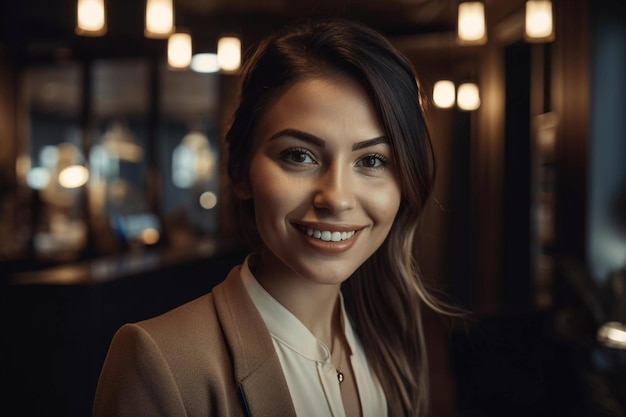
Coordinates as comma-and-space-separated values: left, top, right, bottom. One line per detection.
93, 265, 296, 417
93, 265, 401, 416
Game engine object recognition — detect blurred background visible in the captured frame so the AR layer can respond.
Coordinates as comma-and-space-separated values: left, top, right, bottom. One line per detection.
1, 0, 625, 416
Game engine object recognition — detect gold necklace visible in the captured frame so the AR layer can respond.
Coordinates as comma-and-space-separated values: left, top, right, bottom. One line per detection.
333, 336, 345, 384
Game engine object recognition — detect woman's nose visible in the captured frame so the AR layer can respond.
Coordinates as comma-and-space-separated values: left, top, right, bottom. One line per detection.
312, 165, 356, 214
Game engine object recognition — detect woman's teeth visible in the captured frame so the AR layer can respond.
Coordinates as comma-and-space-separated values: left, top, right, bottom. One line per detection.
302, 227, 356, 242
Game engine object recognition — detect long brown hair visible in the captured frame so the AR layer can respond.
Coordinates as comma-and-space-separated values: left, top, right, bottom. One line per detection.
225, 17, 454, 416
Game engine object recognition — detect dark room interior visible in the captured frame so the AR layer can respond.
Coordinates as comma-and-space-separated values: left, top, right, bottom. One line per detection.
1, 0, 625, 416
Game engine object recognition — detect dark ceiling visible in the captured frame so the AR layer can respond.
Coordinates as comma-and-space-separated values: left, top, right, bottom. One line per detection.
0, 0, 524, 118
1, 0, 465, 62
1, 0, 528, 65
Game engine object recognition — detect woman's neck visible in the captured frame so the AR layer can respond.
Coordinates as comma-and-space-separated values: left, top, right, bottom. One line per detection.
250, 251, 342, 346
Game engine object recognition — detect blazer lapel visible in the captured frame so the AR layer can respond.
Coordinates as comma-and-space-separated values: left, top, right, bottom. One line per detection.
213, 267, 297, 417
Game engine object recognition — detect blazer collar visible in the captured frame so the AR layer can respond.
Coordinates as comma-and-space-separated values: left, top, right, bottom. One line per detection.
213, 265, 401, 417
213, 266, 297, 417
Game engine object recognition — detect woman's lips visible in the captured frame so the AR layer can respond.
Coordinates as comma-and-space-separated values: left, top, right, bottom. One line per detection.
297, 225, 356, 242
292, 223, 362, 253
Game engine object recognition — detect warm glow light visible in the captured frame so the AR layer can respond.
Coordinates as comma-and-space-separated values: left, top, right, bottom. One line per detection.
217, 36, 241, 72
433, 80, 456, 109
140, 228, 160, 245
58, 165, 89, 188
458, 2, 487, 44
598, 322, 626, 349
145, 0, 174, 38
101, 121, 144, 162
168, 33, 192, 69
525, 0, 554, 42
199, 191, 218, 210
457, 83, 481, 111
191, 53, 220, 73
76, 0, 106, 36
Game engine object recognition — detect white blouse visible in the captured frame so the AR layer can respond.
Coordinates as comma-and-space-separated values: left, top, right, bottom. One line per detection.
240, 257, 387, 417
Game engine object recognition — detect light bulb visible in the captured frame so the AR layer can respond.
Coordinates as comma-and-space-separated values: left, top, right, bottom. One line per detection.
168, 33, 192, 69
433, 80, 456, 109
76, 0, 106, 36
145, 0, 174, 38
458, 2, 487, 44
217, 37, 241, 72
457, 83, 481, 111
525, 1, 554, 42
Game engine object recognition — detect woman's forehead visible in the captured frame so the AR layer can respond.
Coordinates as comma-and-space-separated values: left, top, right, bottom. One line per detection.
253, 75, 384, 146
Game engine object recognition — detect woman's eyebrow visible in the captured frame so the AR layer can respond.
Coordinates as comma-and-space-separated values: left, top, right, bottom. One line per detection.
269, 128, 388, 151
268, 129, 326, 148
352, 136, 388, 150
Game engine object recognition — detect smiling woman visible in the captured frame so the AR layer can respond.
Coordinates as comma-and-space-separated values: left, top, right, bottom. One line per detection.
94, 17, 458, 417
242, 75, 401, 291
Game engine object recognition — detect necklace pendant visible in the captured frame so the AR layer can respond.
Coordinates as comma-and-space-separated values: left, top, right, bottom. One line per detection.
337, 370, 344, 384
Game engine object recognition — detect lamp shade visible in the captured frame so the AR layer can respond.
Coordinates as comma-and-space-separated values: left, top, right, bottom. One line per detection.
217, 37, 241, 73
76, 0, 106, 36
525, 0, 555, 42
457, 2, 487, 44
145, 0, 174, 38
457, 83, 481, 111
433, 80, 456, 109
168, 33, 192, 69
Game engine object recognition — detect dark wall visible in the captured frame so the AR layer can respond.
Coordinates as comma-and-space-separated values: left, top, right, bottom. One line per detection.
5, 249, 246, 417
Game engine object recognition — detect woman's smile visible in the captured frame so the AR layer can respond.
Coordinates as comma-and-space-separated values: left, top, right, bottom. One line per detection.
291, 222, 363, 254
293, 223, 360, 242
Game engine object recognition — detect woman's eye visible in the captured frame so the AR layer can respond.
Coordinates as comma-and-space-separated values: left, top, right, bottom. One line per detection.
279, 148, 316, 164
358, 154, 388, 169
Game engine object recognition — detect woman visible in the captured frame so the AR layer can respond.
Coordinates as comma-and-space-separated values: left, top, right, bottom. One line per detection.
94, 17, 453, 417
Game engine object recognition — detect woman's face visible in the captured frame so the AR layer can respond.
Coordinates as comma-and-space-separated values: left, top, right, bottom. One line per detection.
241, 74, 402, 286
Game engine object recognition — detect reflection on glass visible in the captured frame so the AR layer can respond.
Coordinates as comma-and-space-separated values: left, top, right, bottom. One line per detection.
18, 64, 88, 261
12, 58, 223, 265
199, 191, 218, 210
172, 131, 216, 189
91, 59, 153, 250
160, 64, 220, 245
58, 164, 89, 188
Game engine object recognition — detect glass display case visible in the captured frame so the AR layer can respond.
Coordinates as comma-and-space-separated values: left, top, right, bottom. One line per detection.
12, 57, 222, 268
158, 63, 221, 248
17, 63, 87, 262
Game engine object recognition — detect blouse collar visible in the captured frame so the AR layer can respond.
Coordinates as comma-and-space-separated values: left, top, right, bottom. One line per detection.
240, 255, 358, 364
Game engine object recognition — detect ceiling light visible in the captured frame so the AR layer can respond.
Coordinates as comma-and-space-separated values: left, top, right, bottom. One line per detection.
58, 165, 89, 189
457, 1, 487, 45
217, 36, 241, 73
145, 0, 174, 38
168, 32, 192, 69
191, 53, 220, 73
433, 80, 456, 109
525, 0, 555, 42
76, 0, 107, 36
457, 83, 481, 111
